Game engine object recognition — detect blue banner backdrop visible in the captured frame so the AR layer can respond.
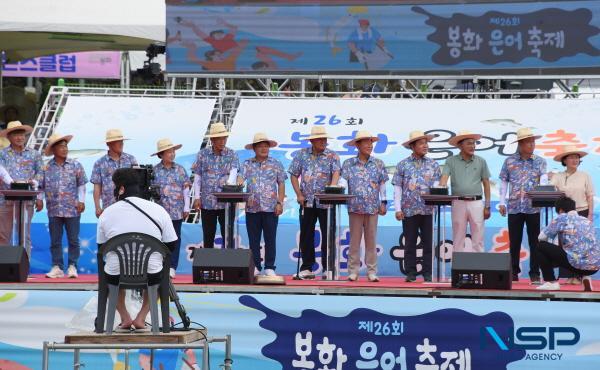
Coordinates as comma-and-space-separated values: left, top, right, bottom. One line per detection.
166, 1, 600, 73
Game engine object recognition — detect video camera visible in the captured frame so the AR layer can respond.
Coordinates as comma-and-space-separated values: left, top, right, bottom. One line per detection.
131, 165, 161, 202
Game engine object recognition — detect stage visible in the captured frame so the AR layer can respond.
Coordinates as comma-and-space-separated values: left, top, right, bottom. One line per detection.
2, 274, 598, 302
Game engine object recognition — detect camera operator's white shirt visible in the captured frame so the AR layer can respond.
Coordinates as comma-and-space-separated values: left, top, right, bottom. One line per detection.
97, 197, 178, 275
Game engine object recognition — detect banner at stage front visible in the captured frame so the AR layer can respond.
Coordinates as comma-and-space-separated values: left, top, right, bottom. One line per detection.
2, 52, 122, 79
1, 289, 599, 369
166, 1, 600, 73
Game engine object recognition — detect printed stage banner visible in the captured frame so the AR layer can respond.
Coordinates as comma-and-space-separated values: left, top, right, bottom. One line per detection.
0, 290, 599, 369
166, 1, 600, 73
27, 96, 600, 279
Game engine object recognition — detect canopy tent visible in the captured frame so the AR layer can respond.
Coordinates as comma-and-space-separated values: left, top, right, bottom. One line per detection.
0, 0, 165, 62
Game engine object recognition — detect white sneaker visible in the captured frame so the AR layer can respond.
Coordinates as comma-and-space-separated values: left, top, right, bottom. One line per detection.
347, 273, 358, 281
583, 276, 593, 292
536, 281, 560, 291
264, 269, 276, 277
67, 265, 78, 278
368, 274, 380, 282
169, 268, 176, 279
46, 266, 64, 278
254, 267, 261, 277
297, 270, 315, 280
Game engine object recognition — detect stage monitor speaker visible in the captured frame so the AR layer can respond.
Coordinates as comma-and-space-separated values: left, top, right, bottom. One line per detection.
192, 248, 254, 285
451, 252, 511, 290
0, 246, 29, 282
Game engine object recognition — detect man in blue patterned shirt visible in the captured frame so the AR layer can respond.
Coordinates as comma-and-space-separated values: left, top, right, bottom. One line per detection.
241, 133, 286, 277
499, 128, 547, 283
39, 133, 88, 279
0, 121, 43, 251
393, 131, 441, 282
152, 138, 191, 278
289, 126, 341, 279
192, 122, 240, 248
537, 196, 599, 291
91, 129, 138, 217
340, 131, 388, 282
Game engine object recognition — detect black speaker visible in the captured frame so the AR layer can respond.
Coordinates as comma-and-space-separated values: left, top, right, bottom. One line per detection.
0, 246, 29, 282
192, 248, 255, 284
451, 252, 511, 290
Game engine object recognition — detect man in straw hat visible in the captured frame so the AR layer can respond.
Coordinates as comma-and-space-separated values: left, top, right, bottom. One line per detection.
0, 121, 43, 249
393, 131, 441, 282
90, 129, 138, 218
340, 130, 388, 282
151, 138, 191, 278
39, 133, 88, 278
289, 126, 341, 279
499, 127, 547, 283
192, 122, 240, 249
439, 130, 491, 254
240, 133, 287, 277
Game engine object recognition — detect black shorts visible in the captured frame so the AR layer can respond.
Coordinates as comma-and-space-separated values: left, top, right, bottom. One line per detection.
105, 271, 163, 286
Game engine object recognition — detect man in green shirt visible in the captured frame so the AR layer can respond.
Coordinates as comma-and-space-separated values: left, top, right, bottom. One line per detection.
439, 130, 491, 253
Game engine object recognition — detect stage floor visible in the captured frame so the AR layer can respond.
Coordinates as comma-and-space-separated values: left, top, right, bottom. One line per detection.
1, 274, 598, 302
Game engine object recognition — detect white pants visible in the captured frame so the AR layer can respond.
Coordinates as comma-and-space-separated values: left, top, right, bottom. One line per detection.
451, 199, 484, 253
348, 213, 379, 275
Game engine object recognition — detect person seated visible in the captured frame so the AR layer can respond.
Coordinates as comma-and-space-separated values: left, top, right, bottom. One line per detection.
537, 196, 600, 291
96, 168, 177, 331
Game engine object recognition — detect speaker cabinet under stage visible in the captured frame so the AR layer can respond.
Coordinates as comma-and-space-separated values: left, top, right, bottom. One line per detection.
451, 252, 511, 290
192, 248, 255, 285
0, 246, 29, 282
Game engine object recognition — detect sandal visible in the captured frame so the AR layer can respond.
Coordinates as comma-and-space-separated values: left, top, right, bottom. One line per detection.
115, 323, 133, 333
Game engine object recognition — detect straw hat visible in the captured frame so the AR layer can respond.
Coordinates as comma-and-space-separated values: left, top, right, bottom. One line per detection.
44, 133, 73, 156
307, 126, 332, 140
105, 129, 129, 143
245, 132, 278, 150
0, 121, 32, 138
345, 130, 379, 147
206, 122, 231, 138
151, 138, 182, 156
402, 130, 436, 149
553, 144, 588, 162
448, 130, 482, 147
511, 127, 542, 144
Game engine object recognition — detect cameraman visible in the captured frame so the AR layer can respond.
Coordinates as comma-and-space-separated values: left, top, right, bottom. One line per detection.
96, 168, 177, 331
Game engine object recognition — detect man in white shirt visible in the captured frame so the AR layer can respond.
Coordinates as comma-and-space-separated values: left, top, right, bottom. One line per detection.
97, 168, 177, 331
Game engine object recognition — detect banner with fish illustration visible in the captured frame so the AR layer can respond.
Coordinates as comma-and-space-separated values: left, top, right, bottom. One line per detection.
0, 290, 599, 369
27, 96, 600, 278
166, 0, 600, 73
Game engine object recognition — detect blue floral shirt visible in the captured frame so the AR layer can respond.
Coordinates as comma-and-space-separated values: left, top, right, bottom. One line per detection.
392, 155, 441, 217
191, 147, 240, 210
241, 157, 287, 213
152, 162, 190, 220
542, 211, 600, 270
288, 147, 341, 209
341, 156, 388, 215
90, 152, 138, 209
499, 153, 547, 214
40, 158, 87, 217
0, 146, 43, 204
